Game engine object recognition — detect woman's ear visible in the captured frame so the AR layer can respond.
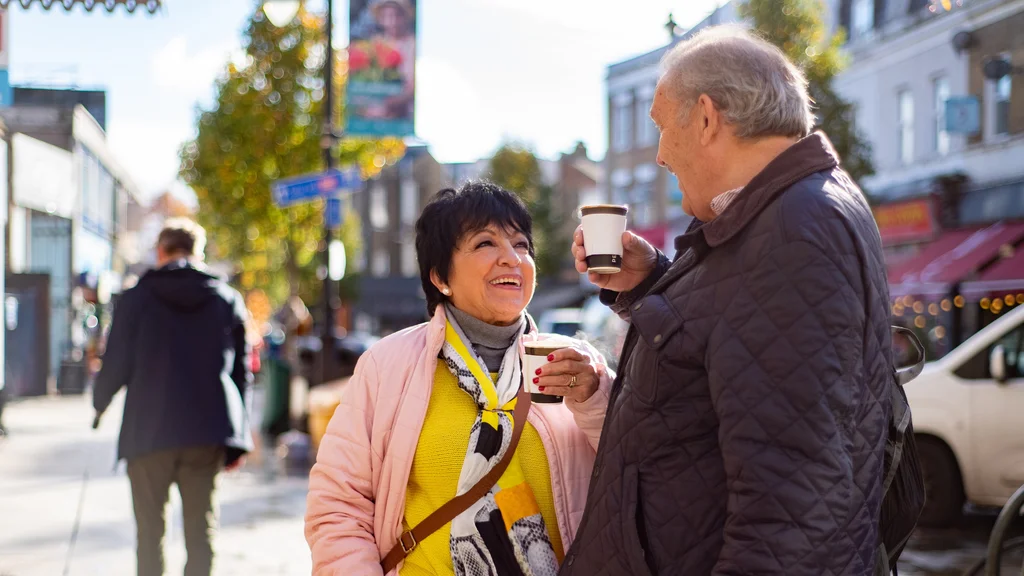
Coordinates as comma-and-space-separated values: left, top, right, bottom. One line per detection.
429, 269, 448, 296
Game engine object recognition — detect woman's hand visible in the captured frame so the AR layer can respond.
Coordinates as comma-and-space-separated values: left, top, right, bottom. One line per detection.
531, 346, 600, 404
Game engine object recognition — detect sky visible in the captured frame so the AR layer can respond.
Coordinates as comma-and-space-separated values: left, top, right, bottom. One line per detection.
7, 0, 720, 203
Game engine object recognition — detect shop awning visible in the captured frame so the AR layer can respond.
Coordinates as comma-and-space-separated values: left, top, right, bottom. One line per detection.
633, 224, 667, 251
888, 221, 1024, 297
961, 244, 1024, 297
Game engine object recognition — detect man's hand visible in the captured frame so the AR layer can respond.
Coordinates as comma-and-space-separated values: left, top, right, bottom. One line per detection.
572, 226, 658, 293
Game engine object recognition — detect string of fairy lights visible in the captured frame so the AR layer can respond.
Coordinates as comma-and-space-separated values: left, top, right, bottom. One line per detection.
892, 292, 1024, 335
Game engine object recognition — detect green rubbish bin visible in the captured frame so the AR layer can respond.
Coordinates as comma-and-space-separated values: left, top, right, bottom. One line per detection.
262, 354, 292, 439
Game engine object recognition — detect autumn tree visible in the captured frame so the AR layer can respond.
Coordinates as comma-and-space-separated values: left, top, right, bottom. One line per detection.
739, 0, 875, 187
180, 4, 404, 307
486, 144, 562, 278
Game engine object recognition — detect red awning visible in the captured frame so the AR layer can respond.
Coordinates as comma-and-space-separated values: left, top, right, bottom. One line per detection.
962, 244, 1024, 297
888, 221, 1024, 297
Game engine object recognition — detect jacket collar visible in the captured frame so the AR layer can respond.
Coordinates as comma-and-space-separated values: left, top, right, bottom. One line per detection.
425, 304, 538, 358
683, 131, 840, 249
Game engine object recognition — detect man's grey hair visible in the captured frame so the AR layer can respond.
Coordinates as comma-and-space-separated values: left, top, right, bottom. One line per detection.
157, 217, 207, 259
660, 25, 815, 139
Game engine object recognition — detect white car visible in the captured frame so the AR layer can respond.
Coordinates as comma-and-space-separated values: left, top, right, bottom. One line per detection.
537, 308, 583, 337
904, 301, 1024, 527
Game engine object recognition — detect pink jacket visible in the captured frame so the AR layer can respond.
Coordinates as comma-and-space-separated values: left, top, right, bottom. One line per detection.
305, 307, 611, 575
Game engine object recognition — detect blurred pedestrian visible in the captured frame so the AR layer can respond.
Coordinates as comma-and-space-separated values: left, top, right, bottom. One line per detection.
564, 25, 901, 575
92, 218, 253, 576
305, 182, 612, 575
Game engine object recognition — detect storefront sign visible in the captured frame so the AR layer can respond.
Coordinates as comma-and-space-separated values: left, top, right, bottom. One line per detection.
874, 198, 937, 245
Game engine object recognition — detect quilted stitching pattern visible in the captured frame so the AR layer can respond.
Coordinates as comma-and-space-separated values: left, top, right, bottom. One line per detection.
561, 167, 893, 576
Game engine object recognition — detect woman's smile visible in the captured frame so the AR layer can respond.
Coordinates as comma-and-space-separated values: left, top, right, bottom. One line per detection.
488, 274, 523, 292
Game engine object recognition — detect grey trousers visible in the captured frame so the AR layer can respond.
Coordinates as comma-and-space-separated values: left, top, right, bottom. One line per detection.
127, 446, 224, 576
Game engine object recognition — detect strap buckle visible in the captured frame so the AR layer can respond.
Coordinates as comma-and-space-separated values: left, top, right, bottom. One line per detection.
399, 531, 417, 554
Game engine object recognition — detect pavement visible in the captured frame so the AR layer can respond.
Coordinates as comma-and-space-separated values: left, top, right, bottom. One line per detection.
0, 391, 312, 576
2, 389, 1022, 576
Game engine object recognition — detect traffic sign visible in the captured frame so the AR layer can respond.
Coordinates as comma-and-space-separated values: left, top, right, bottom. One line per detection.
271, 168, 361, 207
326, 195, 343, 229
946, 97, 980, 135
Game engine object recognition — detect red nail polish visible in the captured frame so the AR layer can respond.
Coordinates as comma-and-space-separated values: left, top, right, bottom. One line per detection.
533, 378, 539, 384
535, 368, 542, 376
547, 354, 554, 361
538, 386, 545, 391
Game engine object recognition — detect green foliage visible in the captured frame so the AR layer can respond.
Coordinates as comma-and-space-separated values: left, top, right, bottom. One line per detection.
739, 0, 875, 185
179, 4, 404, 307
485, 144, 562, 278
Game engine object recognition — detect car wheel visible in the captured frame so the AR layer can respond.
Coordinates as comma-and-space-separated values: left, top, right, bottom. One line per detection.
916, 436, 965, 528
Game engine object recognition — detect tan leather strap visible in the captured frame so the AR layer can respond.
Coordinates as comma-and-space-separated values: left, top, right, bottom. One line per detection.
380, 388, 532, 574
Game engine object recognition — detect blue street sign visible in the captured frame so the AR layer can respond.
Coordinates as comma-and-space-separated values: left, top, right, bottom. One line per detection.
326, 196, 343, 229
0, 70, 12, 108
946, 96, 980, 135
271, 168, 361, 207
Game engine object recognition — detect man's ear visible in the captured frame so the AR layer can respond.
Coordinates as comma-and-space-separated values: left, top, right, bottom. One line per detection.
697, 94, 721, 146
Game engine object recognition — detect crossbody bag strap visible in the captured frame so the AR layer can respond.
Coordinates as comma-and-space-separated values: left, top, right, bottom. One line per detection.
380, 387, 532, 574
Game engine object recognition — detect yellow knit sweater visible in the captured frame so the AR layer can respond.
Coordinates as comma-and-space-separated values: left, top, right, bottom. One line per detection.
400, 364, 563, 575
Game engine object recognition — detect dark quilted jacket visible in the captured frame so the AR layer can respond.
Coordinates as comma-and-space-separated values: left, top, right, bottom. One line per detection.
561, 133, 893, 576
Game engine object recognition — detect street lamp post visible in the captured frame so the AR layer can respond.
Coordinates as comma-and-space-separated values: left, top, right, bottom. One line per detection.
264, 0, 337, 384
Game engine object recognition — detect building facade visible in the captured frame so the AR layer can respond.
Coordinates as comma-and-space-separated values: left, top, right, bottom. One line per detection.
601, 1, 1024, 356
1, 102, 142, 393
831, 0, 1024, 356
351, 146, 444, 335
603, 4, 738, 253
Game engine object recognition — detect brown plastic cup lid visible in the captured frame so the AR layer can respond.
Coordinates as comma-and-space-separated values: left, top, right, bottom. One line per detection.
580, 204, 628, 216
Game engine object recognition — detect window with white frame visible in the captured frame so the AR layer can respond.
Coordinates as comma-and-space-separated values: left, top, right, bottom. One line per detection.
610, 168, 632, 206
400, 179, 418, 226
933, 76, 950, 156
401, 239, 417, 277
636, 89, 657, 148
852, 0, 874, 39
611, 94, 633, 153
372, 247, 390, 277
898, 90, 915, 165
370, 183, 388, 230
630, 186, 653, 228
995, 64, 1012, 136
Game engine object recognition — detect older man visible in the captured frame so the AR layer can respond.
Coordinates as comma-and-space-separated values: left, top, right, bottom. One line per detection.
564, 26, 893, 575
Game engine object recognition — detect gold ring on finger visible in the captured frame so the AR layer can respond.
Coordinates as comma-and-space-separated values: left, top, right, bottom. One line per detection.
568, 374, 578, 388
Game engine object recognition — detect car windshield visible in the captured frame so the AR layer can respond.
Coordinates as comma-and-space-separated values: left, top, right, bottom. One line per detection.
549, 322, 579, 336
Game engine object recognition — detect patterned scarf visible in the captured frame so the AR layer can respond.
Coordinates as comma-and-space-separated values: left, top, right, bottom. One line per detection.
441, 312, 559, 576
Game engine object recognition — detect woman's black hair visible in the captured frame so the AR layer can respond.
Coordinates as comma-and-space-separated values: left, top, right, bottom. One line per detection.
415, 181, 534, 315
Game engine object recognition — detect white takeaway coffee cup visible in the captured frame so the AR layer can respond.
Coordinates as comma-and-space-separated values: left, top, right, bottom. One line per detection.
580, 204, 629, 274
522, 339, 573, 404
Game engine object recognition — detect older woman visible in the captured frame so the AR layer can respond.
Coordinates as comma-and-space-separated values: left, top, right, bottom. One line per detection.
305, 182, 610, 576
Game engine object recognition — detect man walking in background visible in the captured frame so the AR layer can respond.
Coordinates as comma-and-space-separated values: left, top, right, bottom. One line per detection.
93, 218, 253, 576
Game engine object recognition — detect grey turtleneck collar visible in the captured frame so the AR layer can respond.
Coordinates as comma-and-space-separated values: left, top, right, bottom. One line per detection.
445, 303, 525, 372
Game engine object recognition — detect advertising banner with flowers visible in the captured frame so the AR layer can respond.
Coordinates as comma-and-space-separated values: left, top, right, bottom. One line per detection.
347, 0, 416, 137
